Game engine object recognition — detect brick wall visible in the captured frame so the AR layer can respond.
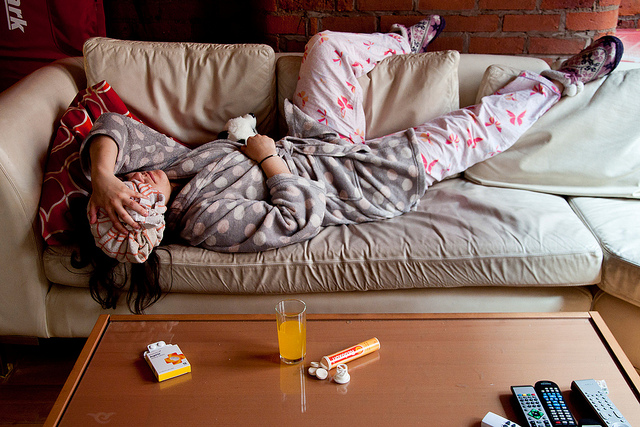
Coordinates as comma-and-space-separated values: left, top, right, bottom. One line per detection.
619, 0, 640, 27
104, 0, 631, 60
261, 0, 622, 59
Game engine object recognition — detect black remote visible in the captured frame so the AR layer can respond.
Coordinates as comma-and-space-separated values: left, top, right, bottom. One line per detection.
511, 385, 553, 427
571, 379, 631, 427
534, 380, 577, 426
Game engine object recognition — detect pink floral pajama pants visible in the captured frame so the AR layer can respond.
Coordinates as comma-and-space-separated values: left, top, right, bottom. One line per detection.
294, 30, 562, 184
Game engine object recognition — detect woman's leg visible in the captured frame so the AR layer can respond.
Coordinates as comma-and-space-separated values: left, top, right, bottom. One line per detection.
294, 30, 409, 144
411, 72, 562, 185
410, 34, 624, 185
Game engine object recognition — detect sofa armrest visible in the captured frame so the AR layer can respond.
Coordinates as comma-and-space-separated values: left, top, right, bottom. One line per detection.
0, 57, 85, 337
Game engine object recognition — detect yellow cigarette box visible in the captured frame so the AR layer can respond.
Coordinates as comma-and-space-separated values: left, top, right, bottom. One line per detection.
143, 341, 191, 382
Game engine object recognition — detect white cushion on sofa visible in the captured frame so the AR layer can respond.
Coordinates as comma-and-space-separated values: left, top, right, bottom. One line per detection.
277, 50, 460, 140
83, 37, 276, 146
359, 50, 460, 139
44, 178, 602, 294
570, 197, 640, 306
465, 67, 640, 198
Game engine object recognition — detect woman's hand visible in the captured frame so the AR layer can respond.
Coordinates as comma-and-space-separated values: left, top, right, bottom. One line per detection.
87, 135, 146, 233
242, 134, 277, 163
88, 171, 147, 233
241, 134, 291, 178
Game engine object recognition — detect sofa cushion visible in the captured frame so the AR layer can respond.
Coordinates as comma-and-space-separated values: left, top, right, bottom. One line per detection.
277, 50, 460, 140
359, 50, 460, 139
44, 178, 602, 294
457, 54, 549, 108
570, 197, 640, 306
83, 37, 276, 146
465, 67, 640, 198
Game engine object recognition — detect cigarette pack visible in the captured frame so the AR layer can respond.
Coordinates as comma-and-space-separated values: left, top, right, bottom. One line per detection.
143, 341, 191, 382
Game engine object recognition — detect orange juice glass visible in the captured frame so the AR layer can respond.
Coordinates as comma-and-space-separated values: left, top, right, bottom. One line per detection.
275, 299, 306, 364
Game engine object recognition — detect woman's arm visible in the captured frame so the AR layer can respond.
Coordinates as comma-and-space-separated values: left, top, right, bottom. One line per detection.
81, 113, 192, 232
87, 135, 146, 232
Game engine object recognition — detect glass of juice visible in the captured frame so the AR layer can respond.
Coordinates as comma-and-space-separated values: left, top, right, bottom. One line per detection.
275, 299, 306, 364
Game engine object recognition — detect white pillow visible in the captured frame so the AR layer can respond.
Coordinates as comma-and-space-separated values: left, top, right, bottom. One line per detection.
84, 37, 276, 146
359, 50, 460, 139
474, 64, 521, 104
277, 50, 460, 140
466, 66, 640, 198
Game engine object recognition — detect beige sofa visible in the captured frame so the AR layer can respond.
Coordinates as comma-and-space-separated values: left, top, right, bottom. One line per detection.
1, 38, 638, 373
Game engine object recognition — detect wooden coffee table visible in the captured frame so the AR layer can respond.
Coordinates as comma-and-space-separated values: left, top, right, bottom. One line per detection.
46, 313, 640, 426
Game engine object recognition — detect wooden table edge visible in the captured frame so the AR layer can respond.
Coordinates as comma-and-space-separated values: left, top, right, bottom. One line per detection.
589, 311, 640, 393
43, 311, 640, 426
107, 311, 595, 322
44, 314, 110, 427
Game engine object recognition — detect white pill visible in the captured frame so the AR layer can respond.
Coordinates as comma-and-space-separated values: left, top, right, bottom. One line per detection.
308, 367, 317, 376
310, 361, 320, 368
315, 367, 328, 380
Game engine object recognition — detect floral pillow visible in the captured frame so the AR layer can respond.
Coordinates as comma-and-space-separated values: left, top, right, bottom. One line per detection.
38, 81, 142, 245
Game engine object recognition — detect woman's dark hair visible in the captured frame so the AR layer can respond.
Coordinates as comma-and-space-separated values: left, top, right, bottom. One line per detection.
68, 197, 172, 314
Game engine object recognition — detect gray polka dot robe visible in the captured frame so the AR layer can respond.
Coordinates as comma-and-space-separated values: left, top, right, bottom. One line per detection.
80, 102, 427, 252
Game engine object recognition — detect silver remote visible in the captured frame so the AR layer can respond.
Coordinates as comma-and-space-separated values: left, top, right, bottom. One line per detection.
511, 385, 552, 427
571, 379, 631, 427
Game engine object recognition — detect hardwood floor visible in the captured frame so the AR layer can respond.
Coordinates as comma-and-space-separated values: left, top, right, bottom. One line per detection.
0, 338, 85, 426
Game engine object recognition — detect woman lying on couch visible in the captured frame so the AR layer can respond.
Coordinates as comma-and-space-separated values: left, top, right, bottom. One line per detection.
78, 17, 623, 311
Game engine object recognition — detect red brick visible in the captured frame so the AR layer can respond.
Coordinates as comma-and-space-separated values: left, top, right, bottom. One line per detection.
617, 18, 639, 28
320, 16, 378, 33
283, 38, 308, 52
429, 36, 464, 52
337, 0, 356, 12
600, 0, 622, 6
418, 0, 476, 10
358, 0, 413, 11
444, 14, 501, 32
469, 36, 526, 54
265, 15, 306, 35
529, 37, 588, 54
480, 0, 536, 10
503, 14, 561, 32
540, 0, 596, 8
620, 0, 640, 15
280, 0, 334, 11
566, 9, 620, 31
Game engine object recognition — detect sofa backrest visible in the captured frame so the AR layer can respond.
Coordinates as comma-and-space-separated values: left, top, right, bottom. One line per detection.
83, 37, 277, 146
83, 38, 549, 144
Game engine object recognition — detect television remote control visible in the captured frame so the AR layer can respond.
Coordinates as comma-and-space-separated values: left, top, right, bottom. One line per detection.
534, 380, 577, 426
511, 385, 553, 427
571, 379, 631, 427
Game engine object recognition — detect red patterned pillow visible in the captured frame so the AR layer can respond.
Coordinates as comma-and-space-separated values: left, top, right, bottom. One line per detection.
38, 81, 142, 245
